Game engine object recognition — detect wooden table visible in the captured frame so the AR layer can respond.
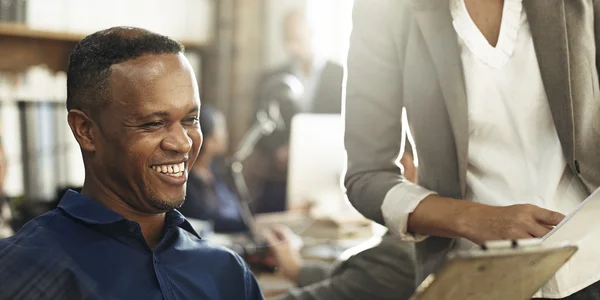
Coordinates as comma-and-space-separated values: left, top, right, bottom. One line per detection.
256, 273, 295, 299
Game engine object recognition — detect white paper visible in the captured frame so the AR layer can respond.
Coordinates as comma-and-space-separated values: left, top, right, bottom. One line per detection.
542, 187, 600, 245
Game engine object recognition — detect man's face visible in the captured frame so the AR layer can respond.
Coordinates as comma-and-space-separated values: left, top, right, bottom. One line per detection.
93, 53, 202, 213
285, 17, 315, 63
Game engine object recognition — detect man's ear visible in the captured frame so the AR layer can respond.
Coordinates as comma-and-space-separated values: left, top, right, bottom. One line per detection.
67, 109, 97, 152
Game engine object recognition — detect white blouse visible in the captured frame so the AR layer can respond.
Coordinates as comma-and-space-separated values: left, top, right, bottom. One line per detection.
451, 0, 595, 298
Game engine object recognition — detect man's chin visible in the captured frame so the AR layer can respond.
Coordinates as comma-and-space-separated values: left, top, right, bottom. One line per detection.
147, 194, 186, 212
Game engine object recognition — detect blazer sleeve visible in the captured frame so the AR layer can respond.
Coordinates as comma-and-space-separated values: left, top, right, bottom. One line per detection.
594, 1, 600, 74
344, 0, 435, 239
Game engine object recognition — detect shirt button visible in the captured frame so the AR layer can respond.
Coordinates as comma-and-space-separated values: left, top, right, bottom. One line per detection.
128, 224, 137, 233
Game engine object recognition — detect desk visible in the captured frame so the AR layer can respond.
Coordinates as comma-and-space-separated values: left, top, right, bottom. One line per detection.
257, 273, 295, 299
202, 213, 386, 299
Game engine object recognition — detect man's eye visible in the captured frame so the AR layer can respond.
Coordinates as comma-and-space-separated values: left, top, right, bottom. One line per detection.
142, 121, 163, 128
184, 117, 199, 124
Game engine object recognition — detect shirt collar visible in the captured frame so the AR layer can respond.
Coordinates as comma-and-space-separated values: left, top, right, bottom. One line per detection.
166, 209, 202, 239
58, 190, 124, 224
58, 190, 201, 239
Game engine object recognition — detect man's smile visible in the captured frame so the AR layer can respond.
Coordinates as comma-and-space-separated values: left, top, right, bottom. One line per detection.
150, 162, 188, 185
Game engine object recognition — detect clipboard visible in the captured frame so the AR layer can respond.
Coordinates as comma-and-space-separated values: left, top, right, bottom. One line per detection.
411, 240, 578, 300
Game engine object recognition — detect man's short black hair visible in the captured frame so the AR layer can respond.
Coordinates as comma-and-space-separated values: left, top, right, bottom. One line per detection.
66, 26, 184, 113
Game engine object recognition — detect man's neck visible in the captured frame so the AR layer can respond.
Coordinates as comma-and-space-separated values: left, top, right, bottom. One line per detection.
295, 56, 314, 78
81, 177, 166, 250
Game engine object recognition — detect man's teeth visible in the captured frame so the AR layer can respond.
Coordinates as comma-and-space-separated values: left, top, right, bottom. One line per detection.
152, 162, 185, 177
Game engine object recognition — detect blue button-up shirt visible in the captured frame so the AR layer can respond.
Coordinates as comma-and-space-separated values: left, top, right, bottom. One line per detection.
0, 190, 264, 300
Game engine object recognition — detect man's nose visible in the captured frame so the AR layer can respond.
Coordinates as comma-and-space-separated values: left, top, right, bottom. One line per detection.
161, 124, 193, 154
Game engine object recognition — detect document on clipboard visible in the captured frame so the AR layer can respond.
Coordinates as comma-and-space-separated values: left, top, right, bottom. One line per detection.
542, 187, 600, 245
411, 242, 578, 300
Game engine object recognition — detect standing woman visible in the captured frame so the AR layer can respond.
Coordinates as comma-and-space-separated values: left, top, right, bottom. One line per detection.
344, 0, 600, 299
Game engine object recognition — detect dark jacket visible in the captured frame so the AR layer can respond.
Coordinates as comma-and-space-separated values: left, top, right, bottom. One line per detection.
254, 60, 344, 154
180, 162, 248, 233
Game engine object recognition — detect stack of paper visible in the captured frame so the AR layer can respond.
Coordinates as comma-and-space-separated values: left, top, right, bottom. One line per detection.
542, 187, 600, 245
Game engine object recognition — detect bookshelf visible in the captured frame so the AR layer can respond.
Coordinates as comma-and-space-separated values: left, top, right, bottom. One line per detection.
0, 22, 209, 73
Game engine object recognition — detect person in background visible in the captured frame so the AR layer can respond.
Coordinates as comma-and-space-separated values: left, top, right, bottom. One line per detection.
256, 9, 343, 116
246, 9, 344, 214
0, 122, 13, 238
0, 27, 263, 300
344, 0, 600, 299
179, 105, 248, 233
263, 227, 416, 300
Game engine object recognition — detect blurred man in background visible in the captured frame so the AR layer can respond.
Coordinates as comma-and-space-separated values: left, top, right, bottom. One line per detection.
248, 9, 344, 214
0, 27, 263, 300
180, 105, 248, 233
256, 9, 343, 116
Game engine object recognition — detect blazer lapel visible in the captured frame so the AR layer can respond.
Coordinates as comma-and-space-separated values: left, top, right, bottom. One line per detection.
413, 4, 469, 196
524, 0, 575, 163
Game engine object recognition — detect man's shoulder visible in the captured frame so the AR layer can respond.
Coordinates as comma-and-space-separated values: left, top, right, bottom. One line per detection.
1, 208, 70, 247
264, 63, 294, 76
0, 212, 99, 300
0, 209, 64, 240
258, 63, 294, 84
178, 235, 264, 297
190, 237, 248, 267
323, 60, 343, 74
0, 208, 77, 272
192, 240, 264, 299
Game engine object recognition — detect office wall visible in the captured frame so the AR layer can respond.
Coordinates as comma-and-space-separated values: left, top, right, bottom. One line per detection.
25, 0, 214, 43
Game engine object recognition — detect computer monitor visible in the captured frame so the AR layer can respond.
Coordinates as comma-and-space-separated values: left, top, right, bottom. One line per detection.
286, 113, 353, 216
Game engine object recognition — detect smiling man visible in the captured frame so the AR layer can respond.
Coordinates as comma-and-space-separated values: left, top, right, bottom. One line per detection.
0, 27, 264, 300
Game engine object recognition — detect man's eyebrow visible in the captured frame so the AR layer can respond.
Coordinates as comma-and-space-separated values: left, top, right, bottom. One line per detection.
188, 106, 199, 114
136, 106, 199, 119
137, 111, 170, 119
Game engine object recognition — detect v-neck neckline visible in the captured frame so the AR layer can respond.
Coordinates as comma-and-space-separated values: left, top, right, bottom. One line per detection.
450, 0, 523, 69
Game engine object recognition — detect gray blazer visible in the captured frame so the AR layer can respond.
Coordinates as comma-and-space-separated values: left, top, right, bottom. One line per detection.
344, 0, 600, 284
